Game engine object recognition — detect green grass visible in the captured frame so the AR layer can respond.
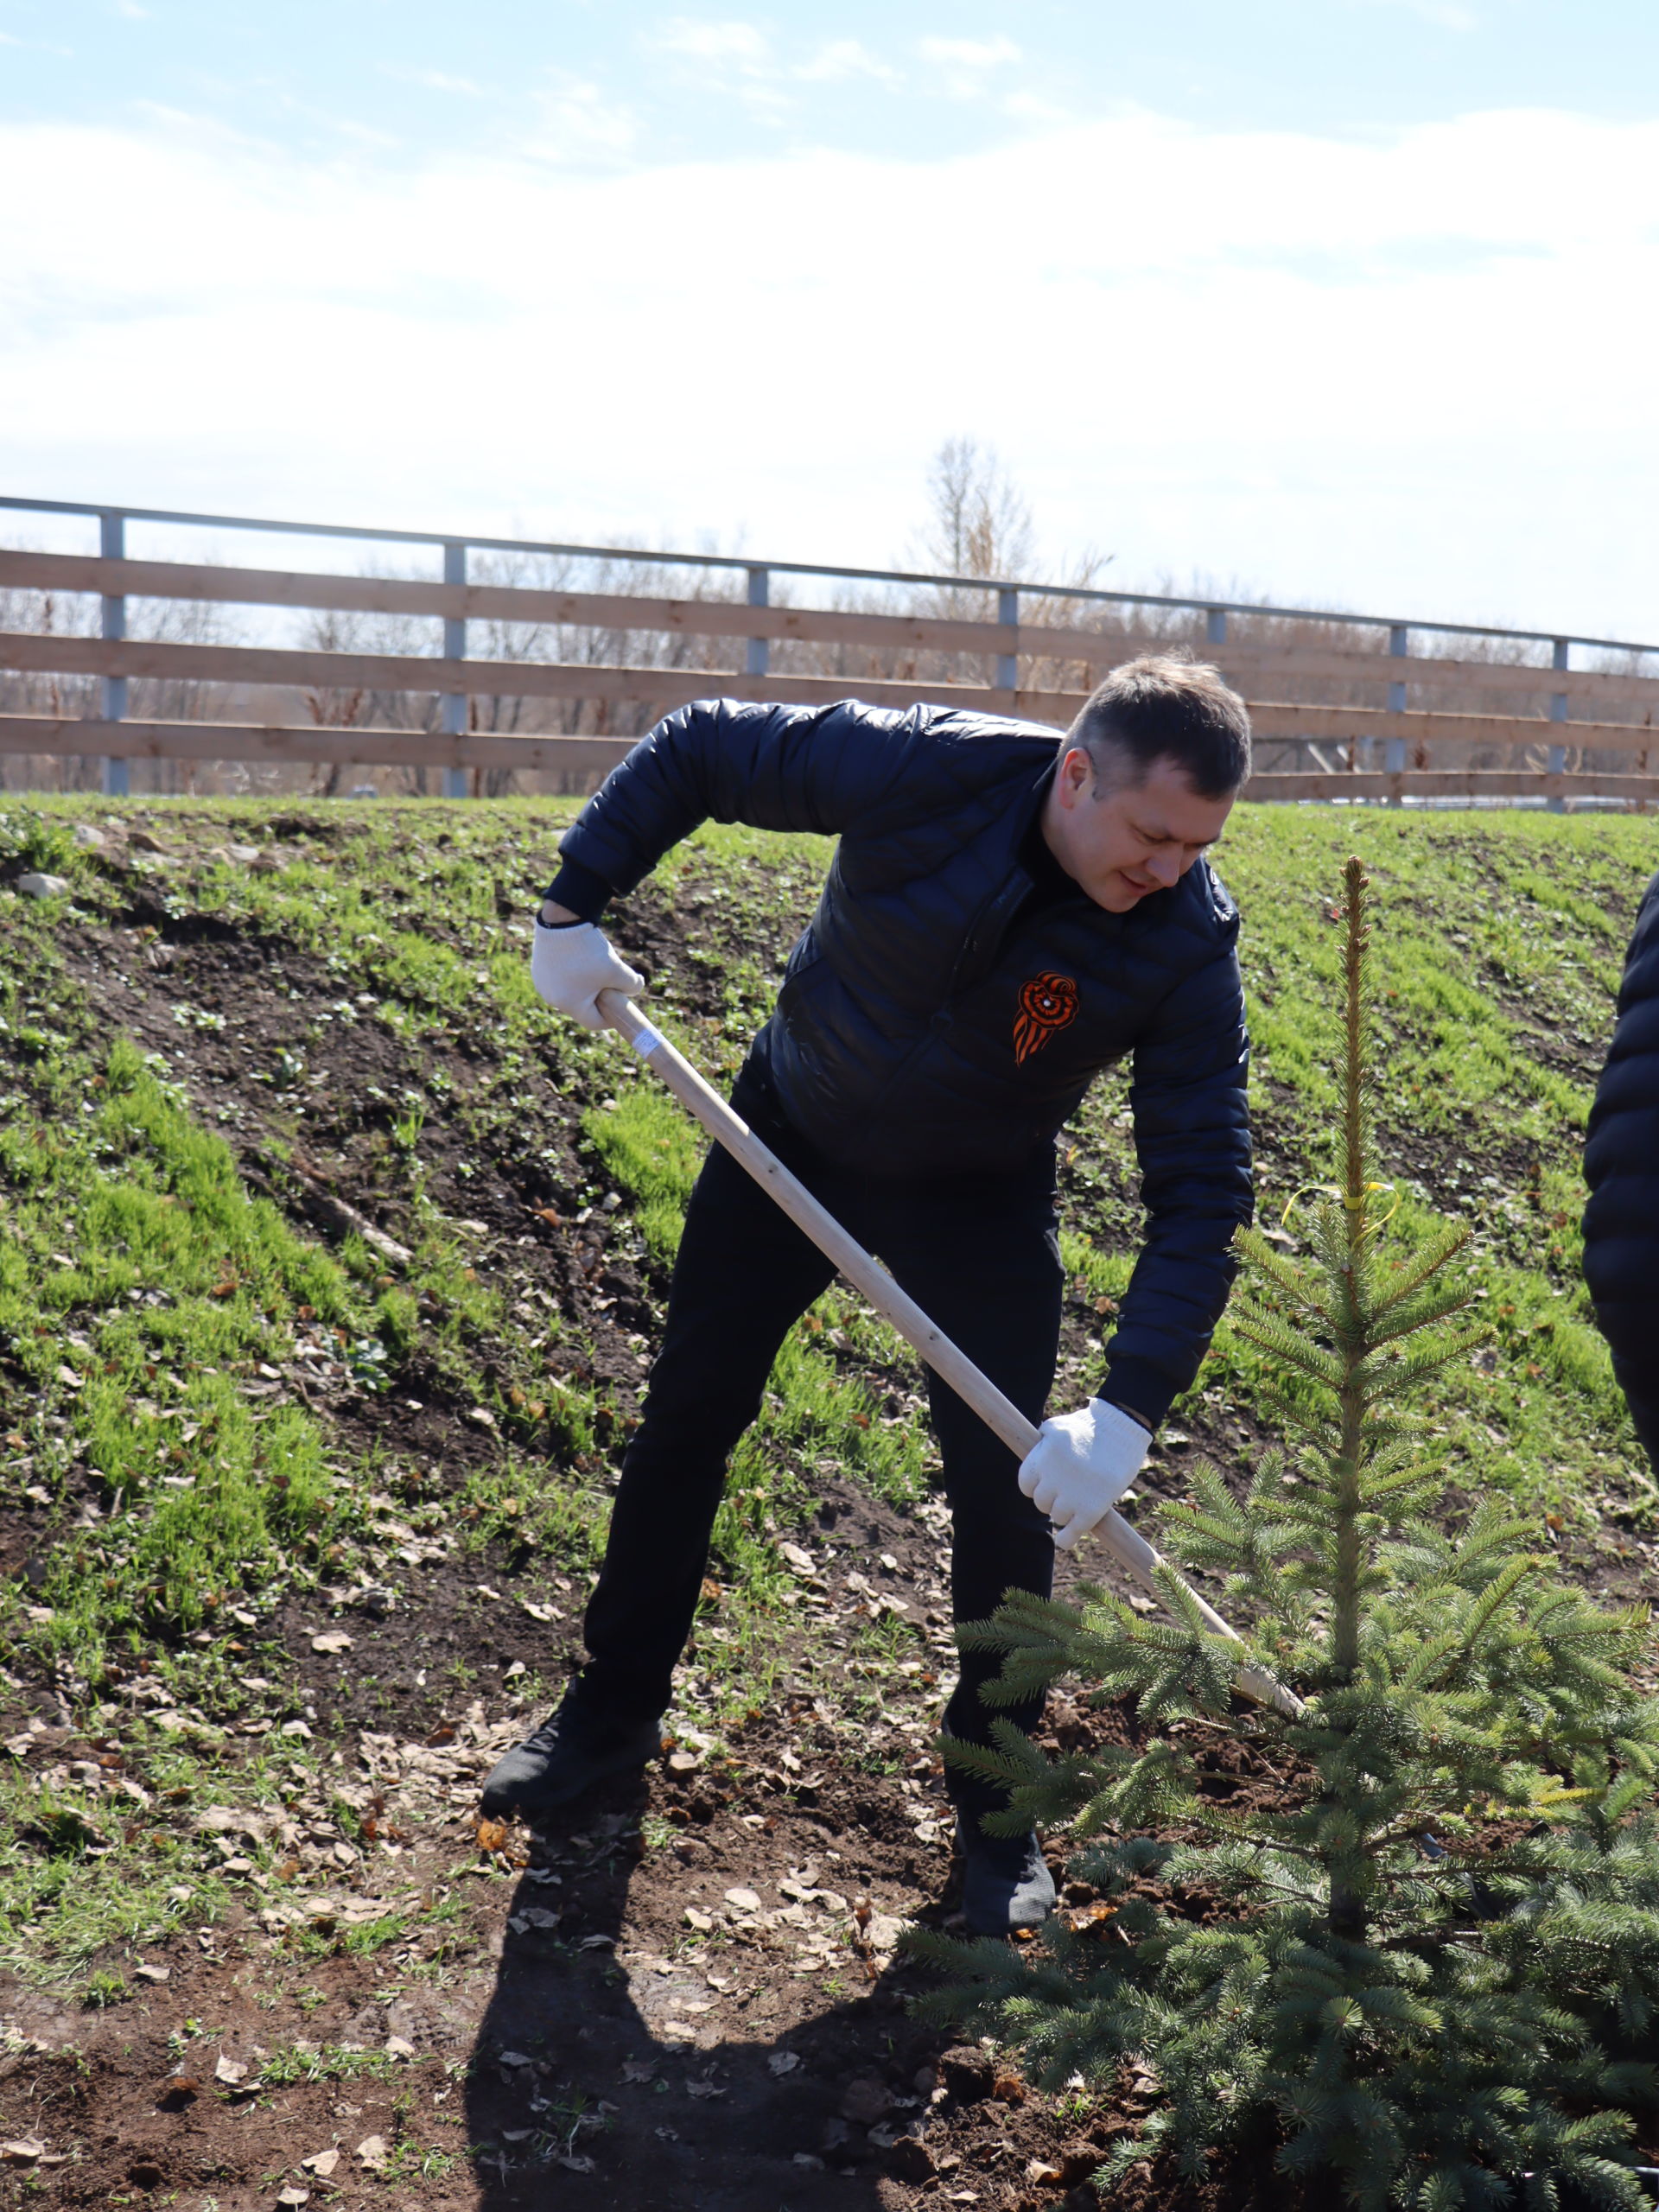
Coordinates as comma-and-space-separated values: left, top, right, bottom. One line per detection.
0, 790, 1650, 1987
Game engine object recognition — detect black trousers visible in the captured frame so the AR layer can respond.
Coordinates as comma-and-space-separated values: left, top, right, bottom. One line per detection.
581, 1071, 1064, 1821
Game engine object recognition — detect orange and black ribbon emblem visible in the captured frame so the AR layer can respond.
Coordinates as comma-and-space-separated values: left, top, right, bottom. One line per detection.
1013, 972, 1079, 1065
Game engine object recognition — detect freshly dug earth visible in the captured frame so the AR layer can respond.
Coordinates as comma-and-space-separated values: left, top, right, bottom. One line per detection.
0, 798, 1649, 2212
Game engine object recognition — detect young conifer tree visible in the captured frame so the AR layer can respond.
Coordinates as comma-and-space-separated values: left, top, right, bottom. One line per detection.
913, 859, 1659, 2212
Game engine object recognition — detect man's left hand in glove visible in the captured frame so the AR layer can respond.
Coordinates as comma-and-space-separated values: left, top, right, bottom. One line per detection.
1017, 1398, 1150, 1551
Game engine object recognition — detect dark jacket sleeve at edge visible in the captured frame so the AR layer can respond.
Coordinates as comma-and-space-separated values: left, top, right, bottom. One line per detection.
1583, 866, 1659, 1468
1100, 929, 1253, 1430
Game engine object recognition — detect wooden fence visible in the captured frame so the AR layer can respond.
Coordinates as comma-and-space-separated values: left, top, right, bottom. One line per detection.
3, 507, 1657, 806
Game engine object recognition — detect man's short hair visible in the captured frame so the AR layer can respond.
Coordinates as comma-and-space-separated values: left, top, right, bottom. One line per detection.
1067, 654, 1251, 799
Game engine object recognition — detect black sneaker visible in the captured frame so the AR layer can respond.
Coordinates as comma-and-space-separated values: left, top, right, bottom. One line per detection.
480, 1685, 663, 1823
957, 1814, 1056, 1936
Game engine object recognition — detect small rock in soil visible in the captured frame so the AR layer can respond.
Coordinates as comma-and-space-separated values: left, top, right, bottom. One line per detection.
939, 2046, 995, 2102
889, 2137, 936, 2181
840, 2075, 893, 2125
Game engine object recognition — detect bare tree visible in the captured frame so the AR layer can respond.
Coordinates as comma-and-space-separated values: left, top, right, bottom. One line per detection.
916, 435, 1036, 585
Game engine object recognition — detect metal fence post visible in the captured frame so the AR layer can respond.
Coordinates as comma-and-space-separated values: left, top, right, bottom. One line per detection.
1205, 607, 1227, 648
1547, 637, 1568, 813
746, 566, 769, 679
1386, 624, 1409, 806
99, 510, 129, 797
997, 587, 1019, 698
442, 541, 468, 798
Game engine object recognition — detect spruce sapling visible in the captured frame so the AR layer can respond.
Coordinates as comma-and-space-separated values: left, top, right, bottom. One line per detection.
912, 858, 1659, 2211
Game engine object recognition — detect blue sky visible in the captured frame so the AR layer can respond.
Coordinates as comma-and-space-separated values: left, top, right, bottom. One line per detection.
9, 3, 1659, 156
3, 3, 1658, 635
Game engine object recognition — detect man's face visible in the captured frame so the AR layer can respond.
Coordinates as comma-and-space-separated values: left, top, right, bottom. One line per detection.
1041, 747, 1236, 913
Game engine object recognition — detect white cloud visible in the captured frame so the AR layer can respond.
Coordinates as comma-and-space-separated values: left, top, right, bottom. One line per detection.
640, 16, 789, 115
525, 73, 639, 162
642, 20, 901, 107
1002, 88, 1076, 127
918, 35, 1023, 68
795, 39, 899, 87
917, 34, 1021, 98
2, 107, 1657, 635
647, 17, 771, 65
386, 67, 488, 98
114, 1, 151, 20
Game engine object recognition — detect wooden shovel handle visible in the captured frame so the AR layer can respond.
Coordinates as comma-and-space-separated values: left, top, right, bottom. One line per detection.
599, 989, 1300, 1719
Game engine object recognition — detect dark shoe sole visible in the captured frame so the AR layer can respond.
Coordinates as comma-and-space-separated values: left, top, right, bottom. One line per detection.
477, 1743, 654, 1814
480, 1734, 664, 1822
479, 1726, 661, 1823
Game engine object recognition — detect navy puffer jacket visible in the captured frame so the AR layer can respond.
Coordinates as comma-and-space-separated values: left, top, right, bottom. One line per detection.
1583, 867, 1659, 1466
559, 698, 1252, 1426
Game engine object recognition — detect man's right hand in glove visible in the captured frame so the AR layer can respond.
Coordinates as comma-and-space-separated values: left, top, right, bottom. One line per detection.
531, 900, 644, 1031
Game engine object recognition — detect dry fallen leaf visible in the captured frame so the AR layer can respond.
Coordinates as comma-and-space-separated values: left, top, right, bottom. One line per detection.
722, 1886, 761, 1913
766, 2051, 801, 2077
213, 2055, 247, 2087
301, 2148, 340, 2176
475, 1817, 509, 1853
276, 2190, 310, 2207
385, 2036, 415, 2060
0, 2140, 44, 2164
309, 1631, 353, 1655
134, 1963, 169, 1984
355, 2134, 389, 2171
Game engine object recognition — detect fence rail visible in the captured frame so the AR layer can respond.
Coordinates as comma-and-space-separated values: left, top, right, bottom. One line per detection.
2, 499, 1656, 805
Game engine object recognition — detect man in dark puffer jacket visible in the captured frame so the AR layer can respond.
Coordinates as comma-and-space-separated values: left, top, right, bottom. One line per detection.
482, 657, 1255, 1933
1584, 867, 1659, 1470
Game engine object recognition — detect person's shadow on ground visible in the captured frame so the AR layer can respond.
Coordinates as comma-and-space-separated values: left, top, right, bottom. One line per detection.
463, 1771, 971, 2212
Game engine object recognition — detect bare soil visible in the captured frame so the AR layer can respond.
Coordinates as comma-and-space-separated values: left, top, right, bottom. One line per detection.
0, 816, 1641, 2211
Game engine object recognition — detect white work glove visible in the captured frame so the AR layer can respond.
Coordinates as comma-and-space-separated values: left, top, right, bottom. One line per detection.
530, 920, 644, 1032
1018, 1399, 1149, 1552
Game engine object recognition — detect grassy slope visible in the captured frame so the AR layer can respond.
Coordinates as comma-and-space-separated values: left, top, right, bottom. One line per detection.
0, 793, 1649, 2007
